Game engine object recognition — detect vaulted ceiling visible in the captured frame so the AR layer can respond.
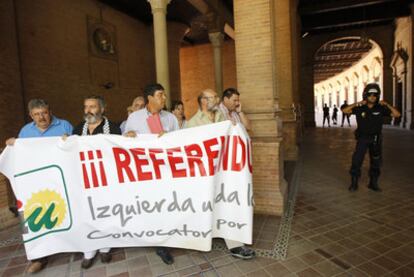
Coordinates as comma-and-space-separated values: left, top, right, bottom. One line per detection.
99, 0, 234, 45
299, 0, 413, 83
99, 0, 412, 82
314, 39, 373, 83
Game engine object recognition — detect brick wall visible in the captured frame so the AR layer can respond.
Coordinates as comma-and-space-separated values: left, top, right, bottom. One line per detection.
0, 0, 158, 227
180, 41, 237, 119
274, 0, 299, 160
0, 0, 26, 229
0, 0, 26, 143
234, 0, 286, 215
12, 0, 156, 126
394, 17, 413, 129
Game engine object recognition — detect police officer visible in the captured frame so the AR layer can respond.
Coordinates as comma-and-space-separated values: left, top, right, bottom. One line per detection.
342, 83, 400, 192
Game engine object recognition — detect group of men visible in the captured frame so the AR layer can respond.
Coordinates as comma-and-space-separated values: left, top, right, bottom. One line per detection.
5, 81, 400, 274
322, 101, 352, 127
4, 84, 255, 273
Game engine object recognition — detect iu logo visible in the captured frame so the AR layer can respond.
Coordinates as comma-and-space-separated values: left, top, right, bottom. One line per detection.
80, 150, 108, 189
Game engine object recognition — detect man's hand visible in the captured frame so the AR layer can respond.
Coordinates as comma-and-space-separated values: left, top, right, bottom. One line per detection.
379, 100, 401, 118
124, 131, 137, 138
61, 134, 68, 141
5, 138, 16, 146
357, 100, 367, 106
158, 131, 166, 138
236, 103, 242, 113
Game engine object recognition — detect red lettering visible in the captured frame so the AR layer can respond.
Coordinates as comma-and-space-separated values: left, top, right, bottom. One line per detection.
222, 135, 230, 171
90, 162, 99, 187
130, 148, 153, 181
148, 148, 165, 179
113, 148, 136, 183
167, 147, 187, 178
184, 144, 207, 177
231, 136, 246, 171
81, 163, 90, 189
247, 139, 253, 173
218, 136, 230, 171
203, 138, 220, 175
99, 160, 108, 186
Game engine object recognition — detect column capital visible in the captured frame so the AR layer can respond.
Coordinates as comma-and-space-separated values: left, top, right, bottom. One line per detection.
208, 32, 224, 48
205, 12, 225, 33
148, 0, 171, 13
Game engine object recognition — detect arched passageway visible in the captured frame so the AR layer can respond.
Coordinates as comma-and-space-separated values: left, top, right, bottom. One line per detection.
313, 37, 384, 127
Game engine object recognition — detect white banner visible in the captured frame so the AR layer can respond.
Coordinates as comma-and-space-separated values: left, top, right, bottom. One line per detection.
0, 121, 254, 259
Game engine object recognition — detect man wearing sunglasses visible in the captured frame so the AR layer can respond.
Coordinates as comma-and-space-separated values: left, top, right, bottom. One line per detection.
342, 83, 400, 192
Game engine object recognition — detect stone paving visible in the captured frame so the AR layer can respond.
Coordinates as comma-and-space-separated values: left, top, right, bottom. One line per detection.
0, 126, 413, 276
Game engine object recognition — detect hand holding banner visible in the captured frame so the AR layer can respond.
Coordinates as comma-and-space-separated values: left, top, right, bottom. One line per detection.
0, 121, 254, 260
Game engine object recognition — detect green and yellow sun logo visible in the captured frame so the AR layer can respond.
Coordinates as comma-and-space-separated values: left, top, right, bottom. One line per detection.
24, 190, 67, 232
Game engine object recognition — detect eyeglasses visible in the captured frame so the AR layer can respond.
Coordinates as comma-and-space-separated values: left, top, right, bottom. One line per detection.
366, 92, 379, 97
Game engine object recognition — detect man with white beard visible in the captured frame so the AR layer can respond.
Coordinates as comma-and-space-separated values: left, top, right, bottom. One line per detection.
73, 95, 121, 136
186, 89, 226, 128
72, 95, 121, 269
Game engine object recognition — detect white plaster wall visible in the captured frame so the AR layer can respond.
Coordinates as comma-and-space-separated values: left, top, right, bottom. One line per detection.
314, 46, 383, 111
394, 17, 413, 129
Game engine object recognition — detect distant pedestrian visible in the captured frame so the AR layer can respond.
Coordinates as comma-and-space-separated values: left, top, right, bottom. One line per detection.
332, 105, 338, 125
323, 104, 330, 127
340, 100, 351, 127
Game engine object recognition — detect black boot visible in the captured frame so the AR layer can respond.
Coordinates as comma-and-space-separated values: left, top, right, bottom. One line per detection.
368, 176, 381, 192
156, 248, 174, 265
348, 176, 358, 191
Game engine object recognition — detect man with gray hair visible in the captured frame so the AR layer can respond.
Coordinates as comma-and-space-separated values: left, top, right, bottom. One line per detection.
73, 95, 121, 136
5, 98, 73, 273
186, 89, 226, 128
6, 99, 73, 145
131, 96, 145, 111
71, 95, 120, 269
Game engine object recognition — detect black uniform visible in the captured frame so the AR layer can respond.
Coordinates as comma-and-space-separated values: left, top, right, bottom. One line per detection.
323, 106, 330, 126
332, 107, 338, 124
349, 104, 391, 179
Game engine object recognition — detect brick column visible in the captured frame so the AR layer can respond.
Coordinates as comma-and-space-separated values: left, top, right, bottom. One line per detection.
234, 0, 287, 215
148, 0, 171, 108
167, 22, 189, 102
410, 4, 414, 129
208, 32, 224, 95
274, 0, 299, 160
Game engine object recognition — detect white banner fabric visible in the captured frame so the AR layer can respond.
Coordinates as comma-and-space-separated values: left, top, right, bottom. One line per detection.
0, 121, 254, 259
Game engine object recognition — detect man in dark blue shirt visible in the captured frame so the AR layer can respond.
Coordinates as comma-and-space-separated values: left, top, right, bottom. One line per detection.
342, 83, 400, 192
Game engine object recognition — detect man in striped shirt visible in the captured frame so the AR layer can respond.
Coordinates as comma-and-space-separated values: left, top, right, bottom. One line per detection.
218, 88, 251, 131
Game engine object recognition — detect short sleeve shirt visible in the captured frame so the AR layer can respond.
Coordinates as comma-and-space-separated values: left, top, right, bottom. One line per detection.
186, 110, 226, 128
18, 117, 73, 138
352, 104, 391, 136
123, 108, 179, 134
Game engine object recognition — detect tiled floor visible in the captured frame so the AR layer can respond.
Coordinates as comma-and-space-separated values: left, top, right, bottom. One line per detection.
288, 126, 414, 276
1, 126, 413, 276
